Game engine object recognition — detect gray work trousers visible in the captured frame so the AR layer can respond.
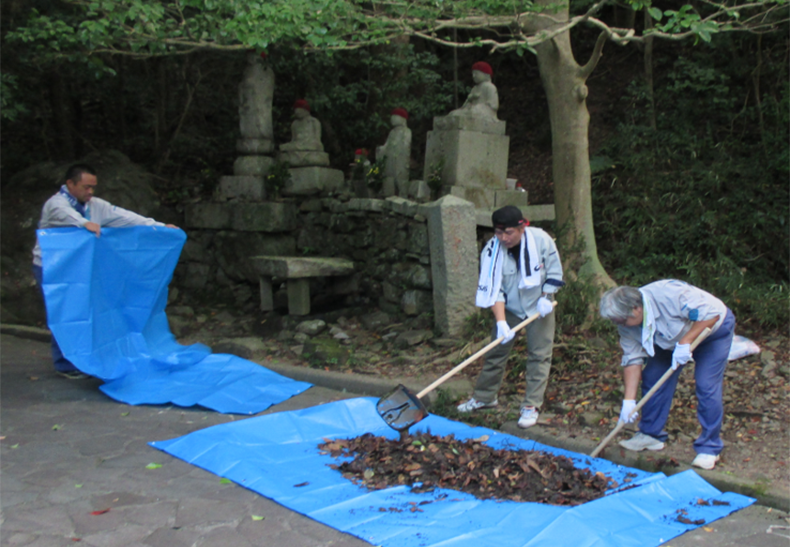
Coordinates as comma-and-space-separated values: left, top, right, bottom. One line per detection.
473, 309, 556, 409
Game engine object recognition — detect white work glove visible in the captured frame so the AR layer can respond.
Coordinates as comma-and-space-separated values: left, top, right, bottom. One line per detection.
671, 343, 692, 370
537, 296, 554, 318
619, 399, 638, 424
496, 321, 515, 345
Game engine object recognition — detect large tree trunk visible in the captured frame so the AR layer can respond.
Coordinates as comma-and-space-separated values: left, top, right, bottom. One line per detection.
529, 5, 614, 288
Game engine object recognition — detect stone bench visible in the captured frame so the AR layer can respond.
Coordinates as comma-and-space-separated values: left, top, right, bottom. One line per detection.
251, 256, 355, 316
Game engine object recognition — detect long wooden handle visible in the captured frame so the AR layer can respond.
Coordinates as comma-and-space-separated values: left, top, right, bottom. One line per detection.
590, 327, 712, 458
416, 302, 557, 399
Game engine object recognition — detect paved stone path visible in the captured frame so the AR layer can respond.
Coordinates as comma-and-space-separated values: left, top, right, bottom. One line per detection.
2, 333, 788, 547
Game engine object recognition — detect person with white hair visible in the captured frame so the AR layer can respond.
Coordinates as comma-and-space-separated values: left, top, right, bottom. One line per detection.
599, 279, 735, 470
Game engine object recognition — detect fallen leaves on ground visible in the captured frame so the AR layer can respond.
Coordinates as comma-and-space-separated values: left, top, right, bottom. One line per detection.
319, 432, 616, 506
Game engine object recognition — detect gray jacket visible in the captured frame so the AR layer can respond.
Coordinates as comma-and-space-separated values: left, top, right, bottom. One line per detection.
33, 193, 162, 267
618, 279, 727, 367
495, 227, 564, 319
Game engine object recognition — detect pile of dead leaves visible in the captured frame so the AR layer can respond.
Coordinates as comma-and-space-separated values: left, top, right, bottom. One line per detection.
319, 432, 617, 506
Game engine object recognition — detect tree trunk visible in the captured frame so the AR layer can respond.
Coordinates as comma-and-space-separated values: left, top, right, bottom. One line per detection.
533, 31, 613, 287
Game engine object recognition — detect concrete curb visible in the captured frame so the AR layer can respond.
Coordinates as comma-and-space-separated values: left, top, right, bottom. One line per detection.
1, 324, 51, 343
264, 360, 473, 405
4, 324, 786, 511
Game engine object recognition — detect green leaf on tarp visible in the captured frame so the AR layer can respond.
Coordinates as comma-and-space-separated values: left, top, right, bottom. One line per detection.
219, 478, 232, 484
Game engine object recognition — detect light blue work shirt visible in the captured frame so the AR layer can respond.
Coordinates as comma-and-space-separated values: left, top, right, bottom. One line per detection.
618, 279, 727, 367
495, 227, 564, 319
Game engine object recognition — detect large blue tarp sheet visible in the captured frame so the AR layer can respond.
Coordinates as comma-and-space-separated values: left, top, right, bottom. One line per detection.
38, 226, 311, 414
151, 397, 755, 547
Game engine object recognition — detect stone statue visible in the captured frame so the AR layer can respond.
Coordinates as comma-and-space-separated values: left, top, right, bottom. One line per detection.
280, 99, 324, 152
376, 108, 412, 196
423, 60, 509, 193
447, 61, 498, 121
238, 52, 274, 142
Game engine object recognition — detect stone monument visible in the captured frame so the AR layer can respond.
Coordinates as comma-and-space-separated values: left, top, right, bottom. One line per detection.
423, 61, 511, 209
277, 99, 343, 196
376, 107, 412, 197
220, 51, 276, 201
238, 52, 275, 152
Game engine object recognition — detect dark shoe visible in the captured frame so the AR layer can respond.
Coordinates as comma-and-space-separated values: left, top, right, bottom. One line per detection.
56, 370, 89, 380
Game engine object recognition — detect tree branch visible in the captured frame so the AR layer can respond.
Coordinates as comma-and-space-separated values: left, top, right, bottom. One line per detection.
578, 31, 608, 80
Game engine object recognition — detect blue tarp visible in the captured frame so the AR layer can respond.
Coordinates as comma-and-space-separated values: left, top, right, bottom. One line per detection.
151, 397, 755, 547
38, 226, 311, 414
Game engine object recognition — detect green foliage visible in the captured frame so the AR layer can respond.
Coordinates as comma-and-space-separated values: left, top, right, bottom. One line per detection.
364, 157, 386, 194
593, 37, 789, 330
0, 74, 29, 122
7, 0, 538, 58
426, 158, 445, 199
265, 160, 292, 198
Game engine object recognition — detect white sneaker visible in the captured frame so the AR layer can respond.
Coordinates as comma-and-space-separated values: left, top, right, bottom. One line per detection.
618, 432, 665, 452
518, 407, 539, 429
692, 453, 720, 470
457, 397, 498, 413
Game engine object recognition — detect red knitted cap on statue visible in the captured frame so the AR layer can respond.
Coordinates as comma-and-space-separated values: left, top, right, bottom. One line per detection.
391, 107, 409, 120
471, 61, 493, 76
293, 99, 310, 111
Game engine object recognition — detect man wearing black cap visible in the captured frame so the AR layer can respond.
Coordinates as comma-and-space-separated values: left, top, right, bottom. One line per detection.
458, 205, 565, 428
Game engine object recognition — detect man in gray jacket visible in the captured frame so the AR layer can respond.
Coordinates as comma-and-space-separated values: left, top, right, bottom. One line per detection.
458, 206, 565, 428
32, 163, 177, 379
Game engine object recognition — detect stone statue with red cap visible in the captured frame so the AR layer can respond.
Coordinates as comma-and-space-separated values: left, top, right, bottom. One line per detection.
448, 61, 499, 121
375, 107, 412, 196
280, 99, 324, 152
424, 61, 509, 195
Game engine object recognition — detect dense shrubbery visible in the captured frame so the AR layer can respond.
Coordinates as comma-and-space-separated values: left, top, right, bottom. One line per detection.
591, 35, 789, 330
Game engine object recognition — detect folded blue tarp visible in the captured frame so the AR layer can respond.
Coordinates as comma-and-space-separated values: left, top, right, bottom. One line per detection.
152, 397, 754, 547
38, 226, 311, 414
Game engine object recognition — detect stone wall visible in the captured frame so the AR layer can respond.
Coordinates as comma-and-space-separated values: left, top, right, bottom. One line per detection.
294, 197, 434, 316
179, 196, 444, 322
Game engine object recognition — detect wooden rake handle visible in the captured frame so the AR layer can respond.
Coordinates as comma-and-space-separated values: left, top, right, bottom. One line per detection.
590, 326, 712, 458
416, 302, 557, 399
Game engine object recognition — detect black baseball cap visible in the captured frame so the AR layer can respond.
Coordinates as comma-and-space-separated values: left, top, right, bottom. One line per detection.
492, 205, 528, 229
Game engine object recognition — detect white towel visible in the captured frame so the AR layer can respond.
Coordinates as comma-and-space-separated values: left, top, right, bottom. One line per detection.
638, 290, 657, 357
476, 230, 541, 308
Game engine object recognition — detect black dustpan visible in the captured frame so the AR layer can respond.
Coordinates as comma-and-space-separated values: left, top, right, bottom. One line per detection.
376, 308, 552, 432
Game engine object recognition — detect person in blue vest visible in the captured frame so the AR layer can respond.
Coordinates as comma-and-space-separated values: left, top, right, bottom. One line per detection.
32, 163, 177, 379
599, 280, 735, 470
